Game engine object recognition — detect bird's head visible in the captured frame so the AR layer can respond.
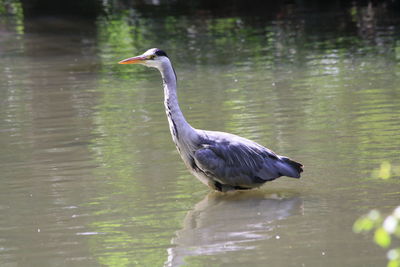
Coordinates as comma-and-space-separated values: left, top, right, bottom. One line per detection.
118, 48, 169, 69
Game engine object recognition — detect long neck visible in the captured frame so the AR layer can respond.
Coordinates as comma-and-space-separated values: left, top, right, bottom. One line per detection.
159, 60, 196, 147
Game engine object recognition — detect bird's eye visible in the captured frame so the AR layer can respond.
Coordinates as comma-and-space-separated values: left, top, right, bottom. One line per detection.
148, 55, 156, 60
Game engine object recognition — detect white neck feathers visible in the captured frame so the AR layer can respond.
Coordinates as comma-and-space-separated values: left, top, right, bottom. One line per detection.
157, 59, 196, 148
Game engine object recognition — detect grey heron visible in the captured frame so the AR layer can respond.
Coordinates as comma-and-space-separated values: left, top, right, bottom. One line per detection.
119, 48, 303, 192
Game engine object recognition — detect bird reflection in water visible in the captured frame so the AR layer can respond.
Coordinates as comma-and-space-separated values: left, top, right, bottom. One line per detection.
164, 191, 303, 266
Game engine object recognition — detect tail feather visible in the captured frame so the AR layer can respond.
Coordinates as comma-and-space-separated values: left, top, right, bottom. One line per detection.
278, 157, 304, 178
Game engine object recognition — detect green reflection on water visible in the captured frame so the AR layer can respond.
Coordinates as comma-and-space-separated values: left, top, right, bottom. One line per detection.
0, 0, 24, 35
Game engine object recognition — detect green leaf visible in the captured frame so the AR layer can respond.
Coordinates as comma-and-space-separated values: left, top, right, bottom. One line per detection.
388, 260, 400, 267
353, 217, 375, 233
375, 227, 391, 248
353, 210, 382, 233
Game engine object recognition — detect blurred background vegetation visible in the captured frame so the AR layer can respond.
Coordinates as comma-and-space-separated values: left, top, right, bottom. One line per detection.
12, 0, 399, 18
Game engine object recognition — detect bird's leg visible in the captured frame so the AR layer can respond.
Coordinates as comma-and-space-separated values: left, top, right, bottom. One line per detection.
209, 181, 243, 192
208, 180, 223, 192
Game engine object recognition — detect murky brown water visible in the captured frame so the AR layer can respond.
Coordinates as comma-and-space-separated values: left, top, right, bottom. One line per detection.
1, 3, 400, 267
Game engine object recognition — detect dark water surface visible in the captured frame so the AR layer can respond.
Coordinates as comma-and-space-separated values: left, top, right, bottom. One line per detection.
1, 3, 400, 266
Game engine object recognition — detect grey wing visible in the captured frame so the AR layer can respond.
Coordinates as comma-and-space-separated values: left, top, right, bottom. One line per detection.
193, 139, 283, 187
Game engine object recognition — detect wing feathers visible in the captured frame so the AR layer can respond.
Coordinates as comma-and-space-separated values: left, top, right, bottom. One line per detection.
193, 131, 302, 188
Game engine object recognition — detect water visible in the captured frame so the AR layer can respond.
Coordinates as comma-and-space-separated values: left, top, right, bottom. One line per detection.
1, 3, 400, 266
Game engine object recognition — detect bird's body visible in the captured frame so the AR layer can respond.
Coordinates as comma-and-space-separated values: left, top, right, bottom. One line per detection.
119, 48, 303, 192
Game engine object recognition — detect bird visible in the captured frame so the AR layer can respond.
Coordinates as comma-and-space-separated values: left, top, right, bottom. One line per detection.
119, 48, 303, 192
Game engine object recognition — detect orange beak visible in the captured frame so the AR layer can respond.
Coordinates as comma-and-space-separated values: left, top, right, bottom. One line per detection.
118, 56, 146, 64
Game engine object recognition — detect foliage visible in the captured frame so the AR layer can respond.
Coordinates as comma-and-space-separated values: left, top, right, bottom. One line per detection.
354, 162, 400, 267
354, 207, 400, 267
